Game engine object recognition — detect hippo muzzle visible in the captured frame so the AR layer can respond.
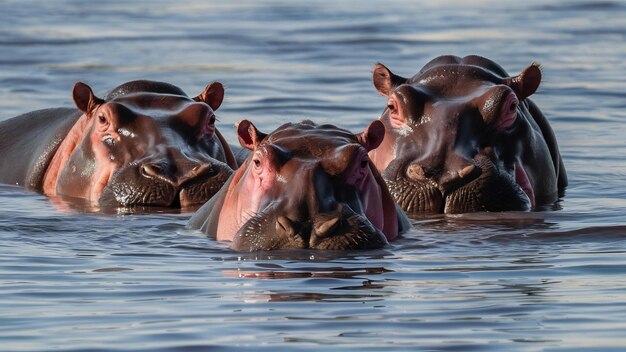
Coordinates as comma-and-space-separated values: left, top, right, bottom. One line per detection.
383, 152, 531, 217
99, 157, 233, 208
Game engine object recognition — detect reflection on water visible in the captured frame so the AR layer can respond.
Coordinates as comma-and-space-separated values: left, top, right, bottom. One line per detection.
1, 0, 626, 351
46, 192, 206, 216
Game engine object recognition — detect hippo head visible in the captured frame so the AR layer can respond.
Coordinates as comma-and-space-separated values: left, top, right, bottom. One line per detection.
369, 55, 566, 217
43, 81, 235, 209
211, 120, 401, 251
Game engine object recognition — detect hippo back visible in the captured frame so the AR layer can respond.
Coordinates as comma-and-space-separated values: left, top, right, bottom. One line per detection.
417, 55, 510, 78
0, 107, 81, 191
106, 80, 188, 101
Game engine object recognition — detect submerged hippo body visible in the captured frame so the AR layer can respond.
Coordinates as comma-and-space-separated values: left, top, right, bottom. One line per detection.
0, 80, 236, 209
369, 55, 567, 217
189, 120, 410, 251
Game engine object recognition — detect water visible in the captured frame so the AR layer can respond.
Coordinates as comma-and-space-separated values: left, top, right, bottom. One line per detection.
1, 0, 626, 350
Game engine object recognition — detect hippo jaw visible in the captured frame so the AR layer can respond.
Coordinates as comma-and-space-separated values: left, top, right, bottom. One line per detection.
231, 202, 388, 252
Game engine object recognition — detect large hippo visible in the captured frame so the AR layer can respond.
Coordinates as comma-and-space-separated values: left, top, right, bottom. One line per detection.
188, 120, 410, 251
0, 80, 236, 209
369, 55, 567, 217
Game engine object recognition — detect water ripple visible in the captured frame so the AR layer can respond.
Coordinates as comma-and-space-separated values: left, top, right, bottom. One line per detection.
1, 1, 626, 351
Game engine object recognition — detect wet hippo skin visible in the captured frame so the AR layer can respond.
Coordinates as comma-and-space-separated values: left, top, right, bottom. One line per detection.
188, 120, 410, 251
368, 55, 568, 218
0, 80, 237, 210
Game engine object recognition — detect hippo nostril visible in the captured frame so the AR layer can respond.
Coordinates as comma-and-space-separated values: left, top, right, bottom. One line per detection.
439, 164, 482, 194
314, 216, 340, 238
178, 164, 214, 186
276, 216, 295, 236
141, 163, 163, 178
191, 164, 211, 176
406, 163, 426, 182
481, 146, 494, 157
458, 164, 481, 184
458, 165, 477, 179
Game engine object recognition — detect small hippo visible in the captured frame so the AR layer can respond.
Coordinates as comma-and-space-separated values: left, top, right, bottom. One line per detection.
368, 55, 567, 217
188, 120, 410, 251
0, 80, 236, 210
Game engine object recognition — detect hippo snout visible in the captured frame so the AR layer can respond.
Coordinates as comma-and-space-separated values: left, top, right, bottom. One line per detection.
230, 168, 388, 252
385, 152, 531, 216
309, 205, 388, 250
140, 160, 220, 188
232, 203, 387, 252
100, 156, 232, 209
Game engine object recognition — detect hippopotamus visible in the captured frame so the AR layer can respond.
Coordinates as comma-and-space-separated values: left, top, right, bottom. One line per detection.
0, 80, 236, 209
368, 55, 567, 217
188, 120, 410, 251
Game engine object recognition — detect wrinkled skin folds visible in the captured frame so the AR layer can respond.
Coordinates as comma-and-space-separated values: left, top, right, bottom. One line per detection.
369, 55, 567, 218
0, 80, 236, 210
189, 120, 409, 251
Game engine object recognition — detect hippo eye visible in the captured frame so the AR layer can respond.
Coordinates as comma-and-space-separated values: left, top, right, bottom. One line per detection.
360, 158, 369, 168
96, 114, 110, 133
253, 158, 261, 168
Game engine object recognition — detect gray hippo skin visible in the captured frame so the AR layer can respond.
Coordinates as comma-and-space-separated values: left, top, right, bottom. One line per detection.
368, 55, 567, 218
189, 120, 410, 251
0, 80, 237, 209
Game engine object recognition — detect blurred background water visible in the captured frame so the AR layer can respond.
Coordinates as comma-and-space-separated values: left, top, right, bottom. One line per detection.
1, 0, 625, 351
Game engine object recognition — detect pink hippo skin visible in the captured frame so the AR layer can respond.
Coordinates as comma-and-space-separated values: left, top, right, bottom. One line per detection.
368, 55, 567, 218
0, 80, 236, 210
189, 120, 410, 251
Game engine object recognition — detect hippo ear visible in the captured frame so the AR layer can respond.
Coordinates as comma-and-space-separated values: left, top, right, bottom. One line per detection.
72, 82, 104, 114
504, 62, 542, 100
373, 63, 407, 97
194, 82, 224, 111
357, 120, 386, 151
237, 119, 267, 150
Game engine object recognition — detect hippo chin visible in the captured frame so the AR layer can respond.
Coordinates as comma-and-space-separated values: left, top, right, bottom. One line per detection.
0, 80, 236, 210
369, 55, 567, 217
188, 120, 410, 251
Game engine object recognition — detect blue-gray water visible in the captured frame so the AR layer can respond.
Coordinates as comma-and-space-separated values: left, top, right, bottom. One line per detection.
1, 1, 626, 351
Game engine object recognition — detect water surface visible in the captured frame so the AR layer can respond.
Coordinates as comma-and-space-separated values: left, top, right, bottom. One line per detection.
1, 1, 626, 351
